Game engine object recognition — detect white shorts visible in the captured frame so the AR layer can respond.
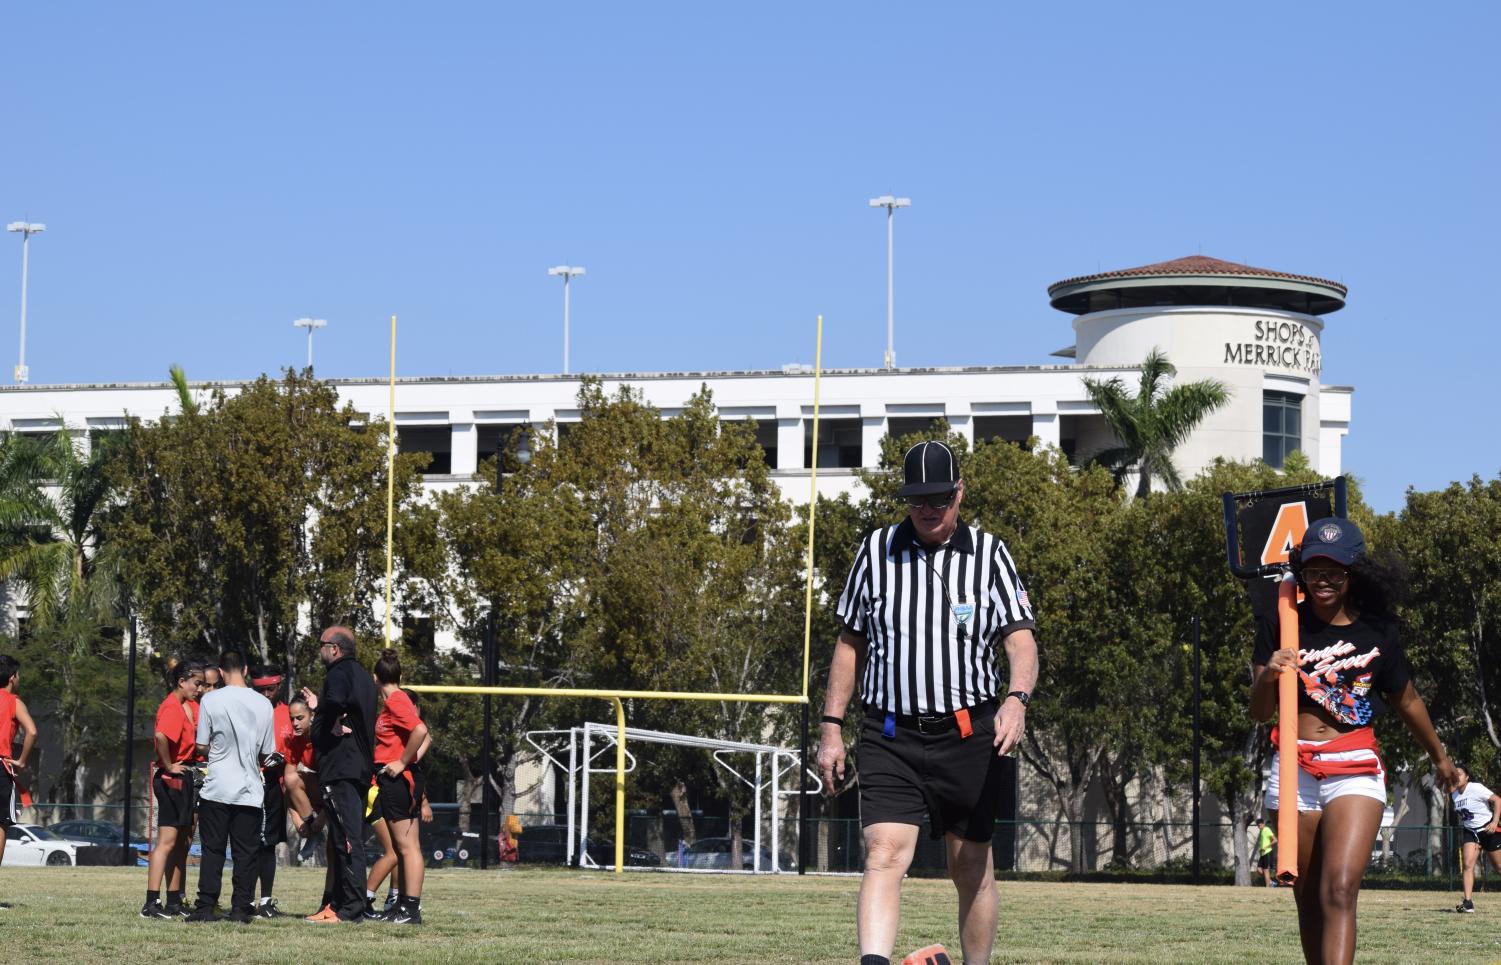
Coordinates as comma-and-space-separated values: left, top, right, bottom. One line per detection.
1264, 743, 1386, 812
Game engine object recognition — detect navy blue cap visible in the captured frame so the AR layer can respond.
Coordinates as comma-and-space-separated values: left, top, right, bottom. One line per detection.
1299, 517, 1365, 566
897, 441, 960, 498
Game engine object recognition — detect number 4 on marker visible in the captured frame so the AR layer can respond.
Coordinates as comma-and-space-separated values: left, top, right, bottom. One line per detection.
1261, 502, 1310, 567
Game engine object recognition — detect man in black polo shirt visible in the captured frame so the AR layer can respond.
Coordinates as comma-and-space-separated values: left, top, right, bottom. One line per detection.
300, 626, 377, 924
818, 440, 1039, 965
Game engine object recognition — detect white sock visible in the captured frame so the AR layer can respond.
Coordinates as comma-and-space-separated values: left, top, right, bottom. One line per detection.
366, 890, 375, 901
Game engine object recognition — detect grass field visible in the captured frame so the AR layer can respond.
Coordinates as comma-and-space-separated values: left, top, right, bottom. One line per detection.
2, 866, 1499, 964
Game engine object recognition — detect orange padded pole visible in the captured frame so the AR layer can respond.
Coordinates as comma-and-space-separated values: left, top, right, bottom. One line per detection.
1276, 571, 1300, 885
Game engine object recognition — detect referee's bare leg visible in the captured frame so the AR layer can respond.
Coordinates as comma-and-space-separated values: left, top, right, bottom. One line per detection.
857, 822, 919, 959
945, 833, 997, 964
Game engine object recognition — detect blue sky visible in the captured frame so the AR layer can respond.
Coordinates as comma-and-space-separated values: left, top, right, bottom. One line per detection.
1, 2, 1495, 511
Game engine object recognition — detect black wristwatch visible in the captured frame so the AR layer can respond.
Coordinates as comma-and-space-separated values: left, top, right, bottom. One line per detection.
1006, 690, 1031, 707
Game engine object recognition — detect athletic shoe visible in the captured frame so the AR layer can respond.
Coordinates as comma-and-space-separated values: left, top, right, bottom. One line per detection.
184, 905, 221, 923
383, 893, 399, 914
1458, 899, 1476, 913
304, 904, 339, 923
255, 898, 283, 918
139, 899, 174, 920
164, 903, 187, 918
386, 904, 422, 926
224, 907, 256, 925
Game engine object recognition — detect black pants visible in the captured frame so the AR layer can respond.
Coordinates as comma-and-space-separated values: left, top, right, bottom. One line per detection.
322, 779, 369, 920
196, 799, 262, 913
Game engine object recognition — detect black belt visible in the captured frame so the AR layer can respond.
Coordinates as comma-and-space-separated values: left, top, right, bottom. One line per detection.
866, 697, 997, 736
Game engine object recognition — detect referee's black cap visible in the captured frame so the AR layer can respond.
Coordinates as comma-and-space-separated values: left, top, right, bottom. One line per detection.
897, 440, 960, 498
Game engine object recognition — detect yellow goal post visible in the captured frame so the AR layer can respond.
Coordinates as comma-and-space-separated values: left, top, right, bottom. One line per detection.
404, 317, 827, 874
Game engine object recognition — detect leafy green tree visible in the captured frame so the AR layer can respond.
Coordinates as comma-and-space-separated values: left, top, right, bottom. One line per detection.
846, 428, 1136, 872
1080, 348, 1230, 498
419, 381, 806, 862
1381, 475, 1501, 838
0, 428, 141, 804
106, 370, 427, 688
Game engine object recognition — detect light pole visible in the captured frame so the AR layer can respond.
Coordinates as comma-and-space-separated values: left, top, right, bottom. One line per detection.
293, 317, 327, 369
867, 196, 910, 369
7, 221, 46, 384
547, 266, 585, 375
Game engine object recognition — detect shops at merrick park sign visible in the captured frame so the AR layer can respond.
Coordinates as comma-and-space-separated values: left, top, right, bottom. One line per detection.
1224, 319, 1322, 376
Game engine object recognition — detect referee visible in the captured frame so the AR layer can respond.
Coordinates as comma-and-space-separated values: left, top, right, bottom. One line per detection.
818, 440, 1038, 965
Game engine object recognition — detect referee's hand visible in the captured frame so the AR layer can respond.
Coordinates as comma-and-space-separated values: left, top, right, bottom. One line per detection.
816, 723, 846, 794
993, 699, 1025, 757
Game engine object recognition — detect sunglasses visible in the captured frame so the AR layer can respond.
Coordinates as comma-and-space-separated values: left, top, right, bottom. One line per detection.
1302, 568, 1349, 586
905, 491, 957, 510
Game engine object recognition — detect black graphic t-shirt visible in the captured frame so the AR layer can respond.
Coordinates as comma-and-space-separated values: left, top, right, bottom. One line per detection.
1252, 606, 1411, 727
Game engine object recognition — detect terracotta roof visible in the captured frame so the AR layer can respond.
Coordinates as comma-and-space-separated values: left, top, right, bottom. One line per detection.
1048, 255, 1346, 296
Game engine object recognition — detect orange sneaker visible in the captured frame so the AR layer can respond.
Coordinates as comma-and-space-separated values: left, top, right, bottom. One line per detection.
902, 945, 953, 965
304, 904, 339, 923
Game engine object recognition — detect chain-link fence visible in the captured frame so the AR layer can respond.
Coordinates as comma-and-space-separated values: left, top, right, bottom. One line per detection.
21, 802, 1492, 890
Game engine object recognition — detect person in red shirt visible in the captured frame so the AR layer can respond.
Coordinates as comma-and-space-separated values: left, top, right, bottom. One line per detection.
283, 695, 320, 837
250, 666, 295, 918
0, 652, 39, 906
284, 694, 345, 921
370, 649, 429, 925
141, 660, 203, 919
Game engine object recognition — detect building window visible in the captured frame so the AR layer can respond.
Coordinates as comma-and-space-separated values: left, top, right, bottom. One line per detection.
1263, 391, 1302, 469
396, 426, 452, 475
804, 419, 861, 468
750, 420, 777, 468
886, 416, 945, 441
974, 415, 1032, 449
477, 424, 529, 472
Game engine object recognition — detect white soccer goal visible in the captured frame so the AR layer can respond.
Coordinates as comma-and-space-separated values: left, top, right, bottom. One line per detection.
524, 722, 822, 873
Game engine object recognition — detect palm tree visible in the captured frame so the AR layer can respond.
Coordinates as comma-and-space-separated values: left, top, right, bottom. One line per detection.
0, 427, 122, 638
0, 427, 128, 804
1080, 348, 1230, 499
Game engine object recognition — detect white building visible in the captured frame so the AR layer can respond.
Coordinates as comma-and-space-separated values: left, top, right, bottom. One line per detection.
0, 254, 1350, 505
0, 254, 1357, 854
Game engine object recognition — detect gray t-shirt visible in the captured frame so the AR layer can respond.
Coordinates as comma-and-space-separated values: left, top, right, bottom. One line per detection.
196, 685, 275, 807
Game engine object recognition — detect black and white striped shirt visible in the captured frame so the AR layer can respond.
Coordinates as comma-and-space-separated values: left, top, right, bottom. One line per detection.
835, 519, 1035, 715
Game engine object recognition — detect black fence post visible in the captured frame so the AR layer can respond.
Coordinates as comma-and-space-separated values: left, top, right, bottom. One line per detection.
122, 615, 138, 863
1191, 614, 1202, 885
480, 607, 494, 870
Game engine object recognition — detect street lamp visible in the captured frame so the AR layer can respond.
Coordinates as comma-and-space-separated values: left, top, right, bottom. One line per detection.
293, 317, 327, 369
867, 196, 910, 369
547, 266, 585, 375
7, 221, 46, 384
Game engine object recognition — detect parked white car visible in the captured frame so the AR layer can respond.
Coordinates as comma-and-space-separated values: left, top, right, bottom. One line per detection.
3, 824, 86, 866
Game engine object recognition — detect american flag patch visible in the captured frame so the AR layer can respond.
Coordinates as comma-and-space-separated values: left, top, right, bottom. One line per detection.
1018, 590, 1031, 609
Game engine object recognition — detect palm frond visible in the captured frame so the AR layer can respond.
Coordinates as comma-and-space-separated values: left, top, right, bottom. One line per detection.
170, 364, 198, 416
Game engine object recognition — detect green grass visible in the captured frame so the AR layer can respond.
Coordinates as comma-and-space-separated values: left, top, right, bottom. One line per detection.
2, 866, 1499, 964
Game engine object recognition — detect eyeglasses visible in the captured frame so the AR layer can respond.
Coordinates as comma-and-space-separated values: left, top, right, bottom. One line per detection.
905, 491, 957, 510
1303, 568, 1349, 587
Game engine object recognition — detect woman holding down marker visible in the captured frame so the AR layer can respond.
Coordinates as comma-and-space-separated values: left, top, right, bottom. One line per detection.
1250, 518, 1456, 965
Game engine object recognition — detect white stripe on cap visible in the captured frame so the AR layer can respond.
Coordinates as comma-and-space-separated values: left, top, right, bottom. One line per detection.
920, 442, 928, 482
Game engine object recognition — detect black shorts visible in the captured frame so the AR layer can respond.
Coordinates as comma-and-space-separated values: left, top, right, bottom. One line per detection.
0, 768, 19, 828
857, 704, 1004, 842
377, 769, 425, 824
153, 770, 195, 829
1463, 827, 1501, 852
1258, 852, 1274, 870
262, 779, 287, 845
